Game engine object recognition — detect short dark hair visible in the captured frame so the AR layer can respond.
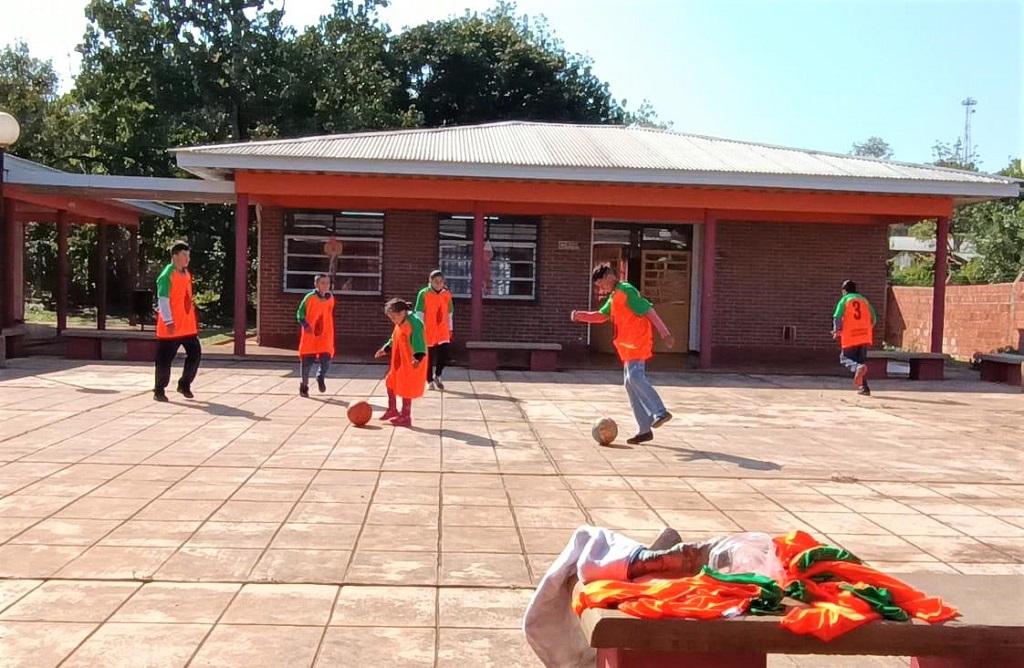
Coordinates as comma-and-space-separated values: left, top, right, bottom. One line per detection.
384, 298, 411, 314
841, 279, 857, 293
429, 269, 444, 280
170, 241, 190, 255
314, 273, 328, 283
592, 264, 616, 283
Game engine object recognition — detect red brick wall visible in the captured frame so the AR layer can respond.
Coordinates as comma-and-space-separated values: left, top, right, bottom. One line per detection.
886, 282, 1024, 359
712, 221, 889, 363
256, 207, 591, 354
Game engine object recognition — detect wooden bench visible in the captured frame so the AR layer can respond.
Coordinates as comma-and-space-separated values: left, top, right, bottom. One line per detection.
62, 328, 160, 362
867, 350, 947, 381
976, 353, 1024, 386
578, 574, 1023, 667
465, 341, 562, 372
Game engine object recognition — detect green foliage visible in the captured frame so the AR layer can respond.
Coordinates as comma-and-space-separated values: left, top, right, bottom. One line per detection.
850, 136, 893, 160
391, 3, 626, 126
889, 257, 934, 287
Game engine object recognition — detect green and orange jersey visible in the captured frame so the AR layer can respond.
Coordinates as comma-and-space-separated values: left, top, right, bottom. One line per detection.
155, 263, 198, 339
574, 529, 958, 642
384, 313, 428, 399
296, 290, 335, 357
832, 292, 877, 349
599, 281, 654, 362
414, 286, 454, 346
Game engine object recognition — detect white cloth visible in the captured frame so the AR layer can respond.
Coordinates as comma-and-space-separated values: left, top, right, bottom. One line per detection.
523, 525, 641, 668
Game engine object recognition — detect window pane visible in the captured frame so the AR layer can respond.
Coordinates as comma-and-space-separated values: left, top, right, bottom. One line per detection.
488, 278, 534, 298
507, 263, 535, 279
447, 278, 471, 296
642, 226, 691, 250
286, 210, 384, 237
333, 276, 381, 293
594, 225, 631, 244
492, 245, 535, 263
439, 217, 472, 240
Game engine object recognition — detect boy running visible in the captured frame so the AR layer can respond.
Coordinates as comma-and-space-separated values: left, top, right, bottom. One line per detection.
571, 264, 675, 444
415, 269, 454, 391
154, 241, 201, 402
374, 298, 428, 427
296, 274, 335, 397
832, 279, 877, 396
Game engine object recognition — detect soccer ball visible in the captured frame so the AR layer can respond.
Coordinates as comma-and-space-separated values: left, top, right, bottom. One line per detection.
591, 417, 618, 446
347, 401, 372, 427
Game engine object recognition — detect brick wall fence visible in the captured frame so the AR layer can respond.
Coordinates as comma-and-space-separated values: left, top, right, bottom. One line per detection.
256, 207, 591, 355
713, 221, 889, 364
886, 281, 1024, 359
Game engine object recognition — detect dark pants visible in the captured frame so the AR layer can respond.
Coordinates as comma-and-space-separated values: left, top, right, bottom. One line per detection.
839, 345, 868, 373
300, 353, 331, 386
427, 343, 450, 383
155, 335, 202, 392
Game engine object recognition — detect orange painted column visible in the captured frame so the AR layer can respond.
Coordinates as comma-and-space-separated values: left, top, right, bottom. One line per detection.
930, 215, 950, 354
1, 197, 14, 327
699, 210, 718, 368
471, 205, 485, 340
96, 222, 108, 330
234, 193, 249, 356
56, 210, 69, 333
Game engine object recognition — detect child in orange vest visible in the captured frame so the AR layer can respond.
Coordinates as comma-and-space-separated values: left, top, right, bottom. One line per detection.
571, 264, 675, 444
296, 274, 335, 398
154, 241, 201, 402
831, 279, 877, 396
415, 269, 454, 391
374, 298, 428, 427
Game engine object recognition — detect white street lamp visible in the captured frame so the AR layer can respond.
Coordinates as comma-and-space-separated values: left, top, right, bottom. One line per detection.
0, 111, 19, 149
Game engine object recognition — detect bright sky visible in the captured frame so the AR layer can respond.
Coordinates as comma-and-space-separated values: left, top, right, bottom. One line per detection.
1, 0, 1021, 167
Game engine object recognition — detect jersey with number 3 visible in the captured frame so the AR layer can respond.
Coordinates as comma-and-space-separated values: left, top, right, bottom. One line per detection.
834, 293, 875, 348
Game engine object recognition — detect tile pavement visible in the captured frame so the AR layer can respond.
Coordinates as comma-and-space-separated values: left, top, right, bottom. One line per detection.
0, 358, 1022, 666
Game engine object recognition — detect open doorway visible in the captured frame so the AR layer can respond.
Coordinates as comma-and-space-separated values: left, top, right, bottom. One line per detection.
591, 222, 694, 356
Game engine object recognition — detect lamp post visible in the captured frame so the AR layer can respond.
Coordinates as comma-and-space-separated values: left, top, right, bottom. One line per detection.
0, 111, 20, 198
0, 112, 22, 330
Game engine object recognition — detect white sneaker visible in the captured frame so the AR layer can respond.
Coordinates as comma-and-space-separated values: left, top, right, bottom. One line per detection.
428, 381, 437, 391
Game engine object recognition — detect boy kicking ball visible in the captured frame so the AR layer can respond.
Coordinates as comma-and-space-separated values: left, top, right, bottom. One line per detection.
571, 264, 675, 444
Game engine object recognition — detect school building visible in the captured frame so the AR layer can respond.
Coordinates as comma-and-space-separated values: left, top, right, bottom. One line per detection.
3, 122, 1017, 368
170, 121, 1018, 367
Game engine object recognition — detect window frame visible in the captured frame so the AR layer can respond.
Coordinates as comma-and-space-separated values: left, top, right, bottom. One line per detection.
437, 215, 539, 301
283, 211, 384, 295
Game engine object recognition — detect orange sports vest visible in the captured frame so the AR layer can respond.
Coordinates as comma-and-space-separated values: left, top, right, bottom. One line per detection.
422, 289, 453, 346
611, 291, 653, 362
840, 296, 873, 348
156, 270, 198, 339
298, 295, 335, 357
386, 318, 428, 400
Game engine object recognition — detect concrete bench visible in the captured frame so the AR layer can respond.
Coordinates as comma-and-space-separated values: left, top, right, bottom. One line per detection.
867, 350, 946, 381
578, 574, 1023, 667
465, 341, 562, 372
977, 353, 1024, 386
62, 328, 159, 362
0, 325, 29, 367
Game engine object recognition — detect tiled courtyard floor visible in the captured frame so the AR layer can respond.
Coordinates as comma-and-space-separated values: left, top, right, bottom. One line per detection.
0, 358, 1021, 667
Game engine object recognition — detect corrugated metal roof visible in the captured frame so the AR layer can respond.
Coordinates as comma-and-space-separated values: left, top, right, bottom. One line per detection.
174, 121, 1013, 186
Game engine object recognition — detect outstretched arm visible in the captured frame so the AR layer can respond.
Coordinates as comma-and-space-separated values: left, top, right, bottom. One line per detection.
571, 310, 610, 324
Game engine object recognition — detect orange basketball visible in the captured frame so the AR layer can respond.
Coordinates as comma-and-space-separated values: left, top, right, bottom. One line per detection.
347, 401, 372, 426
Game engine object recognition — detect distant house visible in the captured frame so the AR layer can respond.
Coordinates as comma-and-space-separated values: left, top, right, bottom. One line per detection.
889, 235, 979, 270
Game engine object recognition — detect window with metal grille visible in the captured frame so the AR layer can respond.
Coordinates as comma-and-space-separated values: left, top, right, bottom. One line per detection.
283, 211, 384, 294
438, 215, 538, 299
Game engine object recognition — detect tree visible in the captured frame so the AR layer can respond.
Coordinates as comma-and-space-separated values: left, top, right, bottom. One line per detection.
391, 2, 628, 126
851, 136, 893, 160
953, 159, 1024, 283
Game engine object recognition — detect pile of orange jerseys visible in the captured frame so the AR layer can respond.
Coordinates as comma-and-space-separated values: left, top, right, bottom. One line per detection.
573, 530, 958, 641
